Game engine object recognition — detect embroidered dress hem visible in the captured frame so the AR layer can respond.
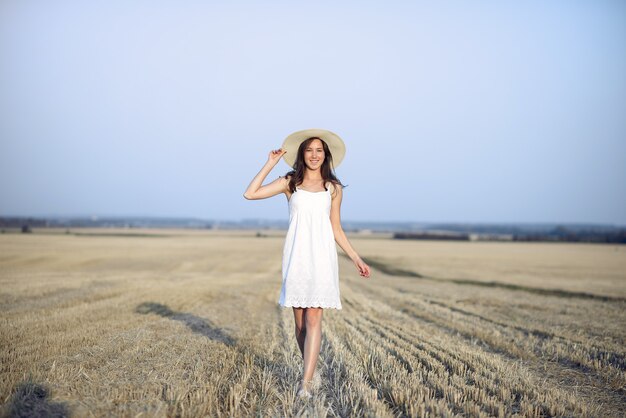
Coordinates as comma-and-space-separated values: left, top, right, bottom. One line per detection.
279, 304, 341, 310
278, 297, 342, 310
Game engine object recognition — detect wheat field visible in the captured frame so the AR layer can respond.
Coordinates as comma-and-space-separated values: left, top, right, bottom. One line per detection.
1, 229, 624, 417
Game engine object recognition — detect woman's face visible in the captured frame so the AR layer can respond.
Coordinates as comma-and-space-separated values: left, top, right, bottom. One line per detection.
303, 139, 325, 170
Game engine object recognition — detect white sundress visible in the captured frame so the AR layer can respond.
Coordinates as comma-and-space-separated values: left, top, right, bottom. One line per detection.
278, 182, 342, 309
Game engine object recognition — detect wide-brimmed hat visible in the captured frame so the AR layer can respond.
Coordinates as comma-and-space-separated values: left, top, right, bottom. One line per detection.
281, 128, 346, 169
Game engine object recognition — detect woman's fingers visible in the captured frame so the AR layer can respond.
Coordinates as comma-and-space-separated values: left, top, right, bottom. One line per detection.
361, 263, 370, 277
355, 260, 370, 277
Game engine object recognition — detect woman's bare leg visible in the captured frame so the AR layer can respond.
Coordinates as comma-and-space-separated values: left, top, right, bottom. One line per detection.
302, 308, 323, 386
292, 307, 306, 358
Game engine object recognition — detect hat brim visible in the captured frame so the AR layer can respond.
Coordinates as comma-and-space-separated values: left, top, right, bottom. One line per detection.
281, 128, 346, 169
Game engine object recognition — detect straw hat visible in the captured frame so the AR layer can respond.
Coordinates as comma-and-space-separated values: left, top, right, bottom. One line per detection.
281, 128, 346, 169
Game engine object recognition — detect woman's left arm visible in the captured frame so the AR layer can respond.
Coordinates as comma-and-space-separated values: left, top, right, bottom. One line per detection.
329, 183, 371, 278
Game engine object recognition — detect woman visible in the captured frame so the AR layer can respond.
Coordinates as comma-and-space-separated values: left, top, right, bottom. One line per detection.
243, 128, 371, 399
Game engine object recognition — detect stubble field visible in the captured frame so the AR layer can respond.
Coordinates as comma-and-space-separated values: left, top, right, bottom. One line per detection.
1, 229, 625, 417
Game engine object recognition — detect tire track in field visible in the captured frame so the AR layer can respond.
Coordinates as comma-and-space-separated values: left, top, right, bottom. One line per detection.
396, 295, 626, 395
352, 298, 590, 417
354, 254, 626, 303
426, 298, 626, 372
340, 313, 492, 417
340, 289, 585, 417
339, 284, 524, 416
347, 257, 626, 383
0, 281, 122, 314
404, 296, 624, 415
342, 269, 623, 417
325, 311, 458, 418
320, 318, 395, 417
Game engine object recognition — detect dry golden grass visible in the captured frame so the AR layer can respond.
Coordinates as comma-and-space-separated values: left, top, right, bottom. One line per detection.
1, 229, 624, 417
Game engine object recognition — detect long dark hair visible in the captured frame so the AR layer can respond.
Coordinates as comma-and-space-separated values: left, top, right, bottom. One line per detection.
283, 137, 347, 193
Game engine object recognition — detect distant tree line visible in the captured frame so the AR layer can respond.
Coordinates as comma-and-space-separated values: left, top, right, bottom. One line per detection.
510, 226, 626, 243
394, 226, 626, 243
394, 232, 470, 241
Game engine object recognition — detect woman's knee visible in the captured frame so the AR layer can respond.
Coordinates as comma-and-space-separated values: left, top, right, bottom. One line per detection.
305, 308, 323, 328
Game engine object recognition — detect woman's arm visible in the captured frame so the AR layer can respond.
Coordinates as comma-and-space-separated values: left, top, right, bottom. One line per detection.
243, 148, 288, 200
329, 183, 371, 278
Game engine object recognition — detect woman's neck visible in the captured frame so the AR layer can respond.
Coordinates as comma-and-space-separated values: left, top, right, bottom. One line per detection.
303, 168, 323, 181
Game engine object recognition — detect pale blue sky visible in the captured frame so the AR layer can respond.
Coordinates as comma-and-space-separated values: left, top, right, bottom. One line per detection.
1, 0, 625, 224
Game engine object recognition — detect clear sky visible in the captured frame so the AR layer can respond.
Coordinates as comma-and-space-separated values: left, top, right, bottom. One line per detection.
1, 0, 625, 225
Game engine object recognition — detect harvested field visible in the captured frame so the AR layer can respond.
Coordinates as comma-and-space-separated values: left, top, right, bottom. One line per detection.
1, 229, 624, 417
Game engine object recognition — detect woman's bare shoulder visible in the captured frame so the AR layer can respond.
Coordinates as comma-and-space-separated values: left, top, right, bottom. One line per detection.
328, 180, 343, 198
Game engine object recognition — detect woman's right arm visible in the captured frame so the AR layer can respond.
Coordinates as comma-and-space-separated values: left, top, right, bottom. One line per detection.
243, 148, 288, 200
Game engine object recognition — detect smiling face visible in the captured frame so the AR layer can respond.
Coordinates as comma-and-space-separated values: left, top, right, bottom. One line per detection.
303, 138, 325, 170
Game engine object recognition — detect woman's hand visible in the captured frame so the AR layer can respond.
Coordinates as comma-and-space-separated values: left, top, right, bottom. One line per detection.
267, 148, 287, 167
353, 256, 371, 278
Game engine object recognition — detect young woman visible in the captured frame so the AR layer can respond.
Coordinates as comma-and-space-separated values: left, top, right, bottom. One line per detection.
243, 128, 371, 399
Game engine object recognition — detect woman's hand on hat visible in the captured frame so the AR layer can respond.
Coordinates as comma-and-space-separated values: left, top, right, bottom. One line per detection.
267, 148, 287, 166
